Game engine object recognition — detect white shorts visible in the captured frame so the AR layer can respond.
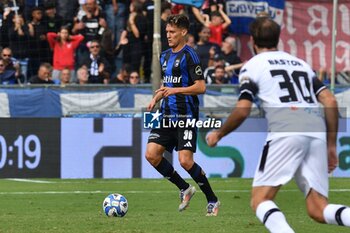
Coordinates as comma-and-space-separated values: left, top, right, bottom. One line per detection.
253, 135, 329, 198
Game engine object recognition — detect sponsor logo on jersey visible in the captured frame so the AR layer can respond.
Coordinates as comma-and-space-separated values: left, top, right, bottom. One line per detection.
195, 65, 202, 75
163, 75, 182, 83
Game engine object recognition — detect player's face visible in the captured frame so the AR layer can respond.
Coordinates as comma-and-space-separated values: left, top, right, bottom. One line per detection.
166, 24, 187, 51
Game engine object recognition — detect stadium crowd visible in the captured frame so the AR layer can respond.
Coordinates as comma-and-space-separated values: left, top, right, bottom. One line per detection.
0, 0, 244, 85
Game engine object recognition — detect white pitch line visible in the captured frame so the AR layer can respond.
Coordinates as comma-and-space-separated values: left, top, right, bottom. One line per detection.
0, 189, 349, 195
6, 179, 55, 183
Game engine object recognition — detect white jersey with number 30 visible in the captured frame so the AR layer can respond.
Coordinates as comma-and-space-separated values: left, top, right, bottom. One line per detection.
239, 51, 327, 141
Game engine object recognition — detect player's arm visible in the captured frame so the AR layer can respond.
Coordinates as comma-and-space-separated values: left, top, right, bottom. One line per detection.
315, 78, 339, 172
207, 99, 252, 147
156, 80, 206, 97
207, 75, 257, 147
148, 85, 164, 111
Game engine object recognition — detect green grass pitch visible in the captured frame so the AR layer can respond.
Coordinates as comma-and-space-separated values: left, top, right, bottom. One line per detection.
0, 178, 349, 233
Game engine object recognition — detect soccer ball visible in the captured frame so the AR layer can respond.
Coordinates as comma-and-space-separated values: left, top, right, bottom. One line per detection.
102, 193, 128, 217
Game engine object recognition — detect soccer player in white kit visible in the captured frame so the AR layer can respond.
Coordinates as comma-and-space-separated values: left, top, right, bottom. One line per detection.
206, 17, 350, 232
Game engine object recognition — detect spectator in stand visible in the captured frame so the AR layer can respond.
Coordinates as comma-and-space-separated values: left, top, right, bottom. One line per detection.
27, 6, 51, 78
56, 0, 79, 28
28, 62, 54, 84
72, 0, 107, 64
101, 0, 127, 47
220, 36, 242, 80
75, 0, 88, 22
160, 1, 172, 51
170, 2, 185, 15
1, 47, 25, 83
76, 66, 89, 85
42, 2, 63, 33
193, 26, 220, 71
123, 1, 147, 75
24, 0, 43, 21
59, 67, 71, 85
129, 70, 140, 85
193, 4, 231, 46
47, 26, 84, 83
194, 0, 224, 16
1, 47, 17, 71
142, 0, 154, 84
8, 13, 30, 82
1, 2, 12, 49
208, 65, 229, 84
101, 0, 128, 78
186, 33, 196, 48
203, 54, 225, 83
72, 0, 107, 42
109, 64, 130, 84
79, 40, 111, 84
220, 36, 241, 66
0, 58, 17, 84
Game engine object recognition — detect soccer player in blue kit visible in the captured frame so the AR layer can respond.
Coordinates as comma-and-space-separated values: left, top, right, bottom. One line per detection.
145, 14, 220, 216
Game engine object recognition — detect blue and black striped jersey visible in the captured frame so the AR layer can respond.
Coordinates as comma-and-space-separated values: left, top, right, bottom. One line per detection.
160, 45, 204, 120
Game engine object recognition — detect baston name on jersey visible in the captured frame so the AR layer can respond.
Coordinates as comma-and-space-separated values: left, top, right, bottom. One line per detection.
268, 59, 302, 66
163, 75, 182, 83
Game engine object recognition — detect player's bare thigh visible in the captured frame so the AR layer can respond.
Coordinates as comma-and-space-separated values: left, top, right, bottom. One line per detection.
251, 186, 281, 211
178, 149, 194, 170
145, 142, 166, 166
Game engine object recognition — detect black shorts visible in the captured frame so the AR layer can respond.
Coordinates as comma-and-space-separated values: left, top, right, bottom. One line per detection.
148, 127, 197, 153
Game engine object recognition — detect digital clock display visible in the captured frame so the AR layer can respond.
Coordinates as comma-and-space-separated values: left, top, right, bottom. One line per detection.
0, 135, 41, 169
0, 119, 60, 178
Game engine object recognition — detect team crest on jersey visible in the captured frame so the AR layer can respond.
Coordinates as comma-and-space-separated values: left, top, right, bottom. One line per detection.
175, 59, 180, 67
195, 65, 202, 75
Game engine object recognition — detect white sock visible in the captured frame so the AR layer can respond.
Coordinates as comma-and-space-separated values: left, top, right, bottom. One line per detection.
256, 200, 295, 233
324, 204, 350, 226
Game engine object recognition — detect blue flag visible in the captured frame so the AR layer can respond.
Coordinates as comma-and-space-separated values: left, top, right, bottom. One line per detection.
171, 0, 205, 8
226, 0, 285, 35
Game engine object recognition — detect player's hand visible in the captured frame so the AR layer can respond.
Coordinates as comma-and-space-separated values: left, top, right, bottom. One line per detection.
327, 145, 338, 173
155, 87, 177, 97
147, 99, 156, 111
206, 130, 221, 147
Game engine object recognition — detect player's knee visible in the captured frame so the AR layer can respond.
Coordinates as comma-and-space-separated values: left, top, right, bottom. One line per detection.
145, 150, 159, 166
178, 158, 192, 170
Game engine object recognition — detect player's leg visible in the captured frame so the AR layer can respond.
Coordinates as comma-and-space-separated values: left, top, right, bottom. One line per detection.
251, 186, 294, 233
252, 136, 309, 233
177, 127, 219, 215
305, 189, 350, 226
296, 137, 350, 226
178, 149, 219, 215
146, 130, 190, 192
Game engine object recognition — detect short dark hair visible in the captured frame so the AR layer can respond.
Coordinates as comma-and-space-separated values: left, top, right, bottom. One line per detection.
249, 17, 280, 49
210, 11, 221, 18
166, 14, 190, 31
161, 1, 172, 14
